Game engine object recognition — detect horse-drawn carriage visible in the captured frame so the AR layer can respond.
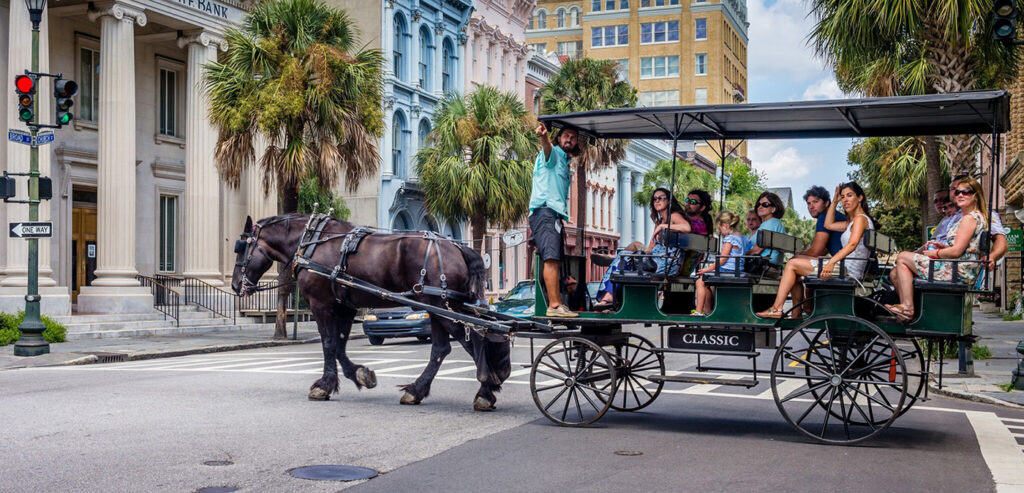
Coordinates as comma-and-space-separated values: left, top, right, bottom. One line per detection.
232, 90, 1008, 445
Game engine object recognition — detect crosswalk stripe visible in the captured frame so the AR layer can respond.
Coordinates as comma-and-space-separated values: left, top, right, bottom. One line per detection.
508, 368, 532, 378
201, 358, 300, 370
374, 363, 428, 374
757, 377, 804, 400
435, 365, 478, 376
966, 411, 1024, 492
1002, 418, 1024, 425
250, 360, 325, 371
679, 373, 745, 395
118, 358, 241, 369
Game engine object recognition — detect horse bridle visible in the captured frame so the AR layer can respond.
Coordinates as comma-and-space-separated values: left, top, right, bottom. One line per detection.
234, 217, 292, 295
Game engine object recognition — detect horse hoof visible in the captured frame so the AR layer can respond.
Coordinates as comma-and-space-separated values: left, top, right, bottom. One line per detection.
473, 396, 496, 412
400, 391, 421, 405
308, 388, 330, 401
357, 367, 377, 389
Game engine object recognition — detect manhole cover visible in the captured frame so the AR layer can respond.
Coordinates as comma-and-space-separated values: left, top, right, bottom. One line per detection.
195, 487, 238, 493
288, 465, 378, 481
203, 460, 233, 467
614, 450, 643, 456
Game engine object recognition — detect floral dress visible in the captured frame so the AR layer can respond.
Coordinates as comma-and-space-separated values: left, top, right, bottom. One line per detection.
911, 210, 986, 284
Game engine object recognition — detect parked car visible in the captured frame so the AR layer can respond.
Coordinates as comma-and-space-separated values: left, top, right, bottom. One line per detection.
490, 280, 535, 318
361, 307, 431, 345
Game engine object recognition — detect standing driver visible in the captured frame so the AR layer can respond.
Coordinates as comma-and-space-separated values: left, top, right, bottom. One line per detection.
530, 123, 579, 318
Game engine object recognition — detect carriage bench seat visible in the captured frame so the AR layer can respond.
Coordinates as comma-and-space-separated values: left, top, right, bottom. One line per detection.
702, 272, 756, 285
913, 278, 971, 294
803, 275, 857, 289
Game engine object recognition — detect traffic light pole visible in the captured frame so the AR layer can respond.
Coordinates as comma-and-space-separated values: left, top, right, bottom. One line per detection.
14, 24, 47, 356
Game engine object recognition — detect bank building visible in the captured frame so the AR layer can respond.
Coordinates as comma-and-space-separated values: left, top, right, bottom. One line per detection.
0, 0, 279, 315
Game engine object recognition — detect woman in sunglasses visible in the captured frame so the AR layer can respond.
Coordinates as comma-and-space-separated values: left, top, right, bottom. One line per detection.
745, 192, 787, 265
885, 178, 989, 322
756, 182, 874, 319
593, 187, 690, 310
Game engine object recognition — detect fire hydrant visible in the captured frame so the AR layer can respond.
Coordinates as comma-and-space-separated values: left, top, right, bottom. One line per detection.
1013, 340, 1024, 391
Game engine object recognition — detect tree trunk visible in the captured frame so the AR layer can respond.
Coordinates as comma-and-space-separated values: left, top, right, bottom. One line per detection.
274, 176, 300, 339
924, 135, 943, 228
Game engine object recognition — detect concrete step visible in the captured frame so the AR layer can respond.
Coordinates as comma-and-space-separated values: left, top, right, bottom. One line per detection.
64, 315, 238, 334
53, 306, 213, 324
65, 320, 320, 340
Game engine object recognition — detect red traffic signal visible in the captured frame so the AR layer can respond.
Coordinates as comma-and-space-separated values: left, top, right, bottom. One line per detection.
14, 74, 35, 94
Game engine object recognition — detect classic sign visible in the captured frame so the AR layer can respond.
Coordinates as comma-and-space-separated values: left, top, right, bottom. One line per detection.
668, 327, 754, 352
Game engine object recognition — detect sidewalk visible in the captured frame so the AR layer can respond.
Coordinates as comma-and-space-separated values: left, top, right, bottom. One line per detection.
931, 311, 1024, 408
0, 323, 363, 371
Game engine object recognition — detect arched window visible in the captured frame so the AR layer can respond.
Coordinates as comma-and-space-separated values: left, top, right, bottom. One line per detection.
444, 222, 463, 240
557, 9, 565, 28
418, 119, 431, 150
569, 7, 580, 26
419, 26, 433, 90
423, 216, 439, 233
392, 211, 412, 232
442, 38, 455, 93
392, 110, 407, 178
537, 11, 547, 29
393, 13, 408, 81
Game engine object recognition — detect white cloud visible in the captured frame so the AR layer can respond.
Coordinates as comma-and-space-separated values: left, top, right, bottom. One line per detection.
747, 0, 829, 84
748, 141, 813, 180
801, 78, 844, 100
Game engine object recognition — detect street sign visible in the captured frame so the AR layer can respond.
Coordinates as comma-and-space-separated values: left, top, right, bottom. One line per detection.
1008, 228, 1023, 253
722, 171, 732, 189
7, 129, 55, 147
8, 129, 31, 145
502, 230, 525, 247
9, 221, 52, 238
482, 253, 491, 269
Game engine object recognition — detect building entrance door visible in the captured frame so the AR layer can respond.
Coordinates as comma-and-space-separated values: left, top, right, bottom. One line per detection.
71, 207, 97, 302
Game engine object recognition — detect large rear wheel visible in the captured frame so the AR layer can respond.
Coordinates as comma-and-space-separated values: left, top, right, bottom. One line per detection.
599, 334, 665, 412
771, 315, 908, 444
530, 337, 618, 427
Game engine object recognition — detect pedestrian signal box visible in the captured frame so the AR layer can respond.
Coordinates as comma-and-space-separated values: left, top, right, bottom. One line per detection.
0, 175, 14, 199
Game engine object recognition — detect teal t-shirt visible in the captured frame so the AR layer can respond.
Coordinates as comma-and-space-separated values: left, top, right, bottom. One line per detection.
528, 145, 571, 220
758, 217, 786, 265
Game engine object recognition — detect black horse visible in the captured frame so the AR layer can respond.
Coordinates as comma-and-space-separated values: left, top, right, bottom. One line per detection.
231, 214, 511, 411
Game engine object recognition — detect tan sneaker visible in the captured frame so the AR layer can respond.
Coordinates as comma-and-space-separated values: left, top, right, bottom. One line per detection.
546, 304, 578, 318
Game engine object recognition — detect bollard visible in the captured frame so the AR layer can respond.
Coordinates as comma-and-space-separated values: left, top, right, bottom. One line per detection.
1012, 339, 1024, 390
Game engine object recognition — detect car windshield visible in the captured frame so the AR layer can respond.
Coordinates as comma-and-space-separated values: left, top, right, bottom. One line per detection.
504, 282, 534, 300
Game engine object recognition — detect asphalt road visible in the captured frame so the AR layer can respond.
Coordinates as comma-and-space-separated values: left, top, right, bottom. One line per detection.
2, 328, 1023, 492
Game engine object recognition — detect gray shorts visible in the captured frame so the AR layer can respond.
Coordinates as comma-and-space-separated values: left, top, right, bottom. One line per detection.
529, 207, 563, 262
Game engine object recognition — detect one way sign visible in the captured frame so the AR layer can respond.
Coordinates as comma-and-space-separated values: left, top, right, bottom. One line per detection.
9, 222, 52, 238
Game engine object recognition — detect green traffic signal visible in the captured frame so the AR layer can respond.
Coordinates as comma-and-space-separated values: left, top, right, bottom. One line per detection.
58, 112, 72, 124
18, 107, 33, 122
53, 78, 78, 127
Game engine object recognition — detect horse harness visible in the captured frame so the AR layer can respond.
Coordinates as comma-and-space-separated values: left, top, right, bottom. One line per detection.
234, 215, 293, 295
290, 213, 476, 308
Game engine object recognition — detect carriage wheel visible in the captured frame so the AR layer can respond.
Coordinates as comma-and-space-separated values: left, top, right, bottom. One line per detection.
771, 315, 908, 444
805, 334, 926, 425
598, 335, 665, 412
530, 337, 618, 427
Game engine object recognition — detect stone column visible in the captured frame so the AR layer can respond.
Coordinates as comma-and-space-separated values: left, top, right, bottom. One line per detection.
179, 32, 226, 286
383, 1, 394, 79
410, 9, 421, 88
0, 6, 70, 315
618, 169, 630, 246
632, 172, 643, 244
432, 24, 443, 97
462, 29, 473, 90
77, 3, 152, 313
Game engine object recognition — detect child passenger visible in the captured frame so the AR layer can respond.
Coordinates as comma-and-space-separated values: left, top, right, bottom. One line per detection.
693, 211, 751, 316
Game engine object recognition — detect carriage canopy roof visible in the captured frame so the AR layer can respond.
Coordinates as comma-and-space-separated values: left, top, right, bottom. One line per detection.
537, 90, 1010, 141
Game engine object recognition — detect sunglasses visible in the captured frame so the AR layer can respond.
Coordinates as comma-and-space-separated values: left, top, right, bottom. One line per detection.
653, 195, 668, 201
757, 201, 773, 208
685, 198, 701, 205
953, 189, 975, 196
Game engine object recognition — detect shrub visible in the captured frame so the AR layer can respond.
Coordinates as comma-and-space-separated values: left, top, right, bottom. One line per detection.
0, 311, 67, 346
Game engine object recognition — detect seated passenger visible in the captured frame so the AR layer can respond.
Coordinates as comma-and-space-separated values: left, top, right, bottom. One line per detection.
593, 241, 645, 310
800, 185, 847, 257
693, 211, 751, 316
886, 178, 989, 321
646, 187, 692, 277
757, 182, 874, 319
745, 208, 761, 247
746, 191, 787, 266
684, 189, 714, 236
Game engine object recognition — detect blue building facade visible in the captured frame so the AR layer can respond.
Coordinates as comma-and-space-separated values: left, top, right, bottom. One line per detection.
380, 0, 473, 238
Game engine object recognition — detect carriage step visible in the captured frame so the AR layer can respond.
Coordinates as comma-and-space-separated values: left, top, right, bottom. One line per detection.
652, 347, 760, 357
648, 374, 758, 388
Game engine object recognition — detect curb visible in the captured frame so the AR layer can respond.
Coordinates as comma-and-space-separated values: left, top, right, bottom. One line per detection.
928, 383, 1024, 410
123, 336, 324, 362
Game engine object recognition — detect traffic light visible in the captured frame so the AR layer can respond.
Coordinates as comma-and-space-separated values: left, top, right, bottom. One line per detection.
994, 0, 1018, 42
0, 174, 14, 200
14, 74, 35, 123
53, 78, 78, 126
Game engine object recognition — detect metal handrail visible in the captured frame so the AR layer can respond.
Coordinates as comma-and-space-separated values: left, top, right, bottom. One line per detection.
135, 275, 180, 326
180, 277, 237, 324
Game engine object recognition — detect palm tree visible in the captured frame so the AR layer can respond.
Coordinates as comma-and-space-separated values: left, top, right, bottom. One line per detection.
205, 0, 383, 338
539, 58, 637, 255
416, 85, 538, 255
205, 0, 384, 213
809, 0, 1018, 224
848, 136, 950, 222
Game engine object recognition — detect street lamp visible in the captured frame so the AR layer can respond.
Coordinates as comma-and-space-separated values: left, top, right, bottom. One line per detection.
24, 0, 45, 30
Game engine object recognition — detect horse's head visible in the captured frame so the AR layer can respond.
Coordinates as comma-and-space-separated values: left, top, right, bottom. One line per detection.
231, 216, 277, 296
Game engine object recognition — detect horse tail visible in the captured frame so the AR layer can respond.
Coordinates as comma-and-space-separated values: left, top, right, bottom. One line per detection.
454, 242, 486, 304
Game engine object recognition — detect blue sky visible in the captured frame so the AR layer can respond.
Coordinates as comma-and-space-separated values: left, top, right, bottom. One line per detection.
745, 0, 852, 218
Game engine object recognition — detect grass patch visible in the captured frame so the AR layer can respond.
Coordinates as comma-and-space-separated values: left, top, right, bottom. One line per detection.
1003, 312, 1023, 321
924, 342, 993, 360
998, 382, 1016, 392
0, 311, 67, 346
